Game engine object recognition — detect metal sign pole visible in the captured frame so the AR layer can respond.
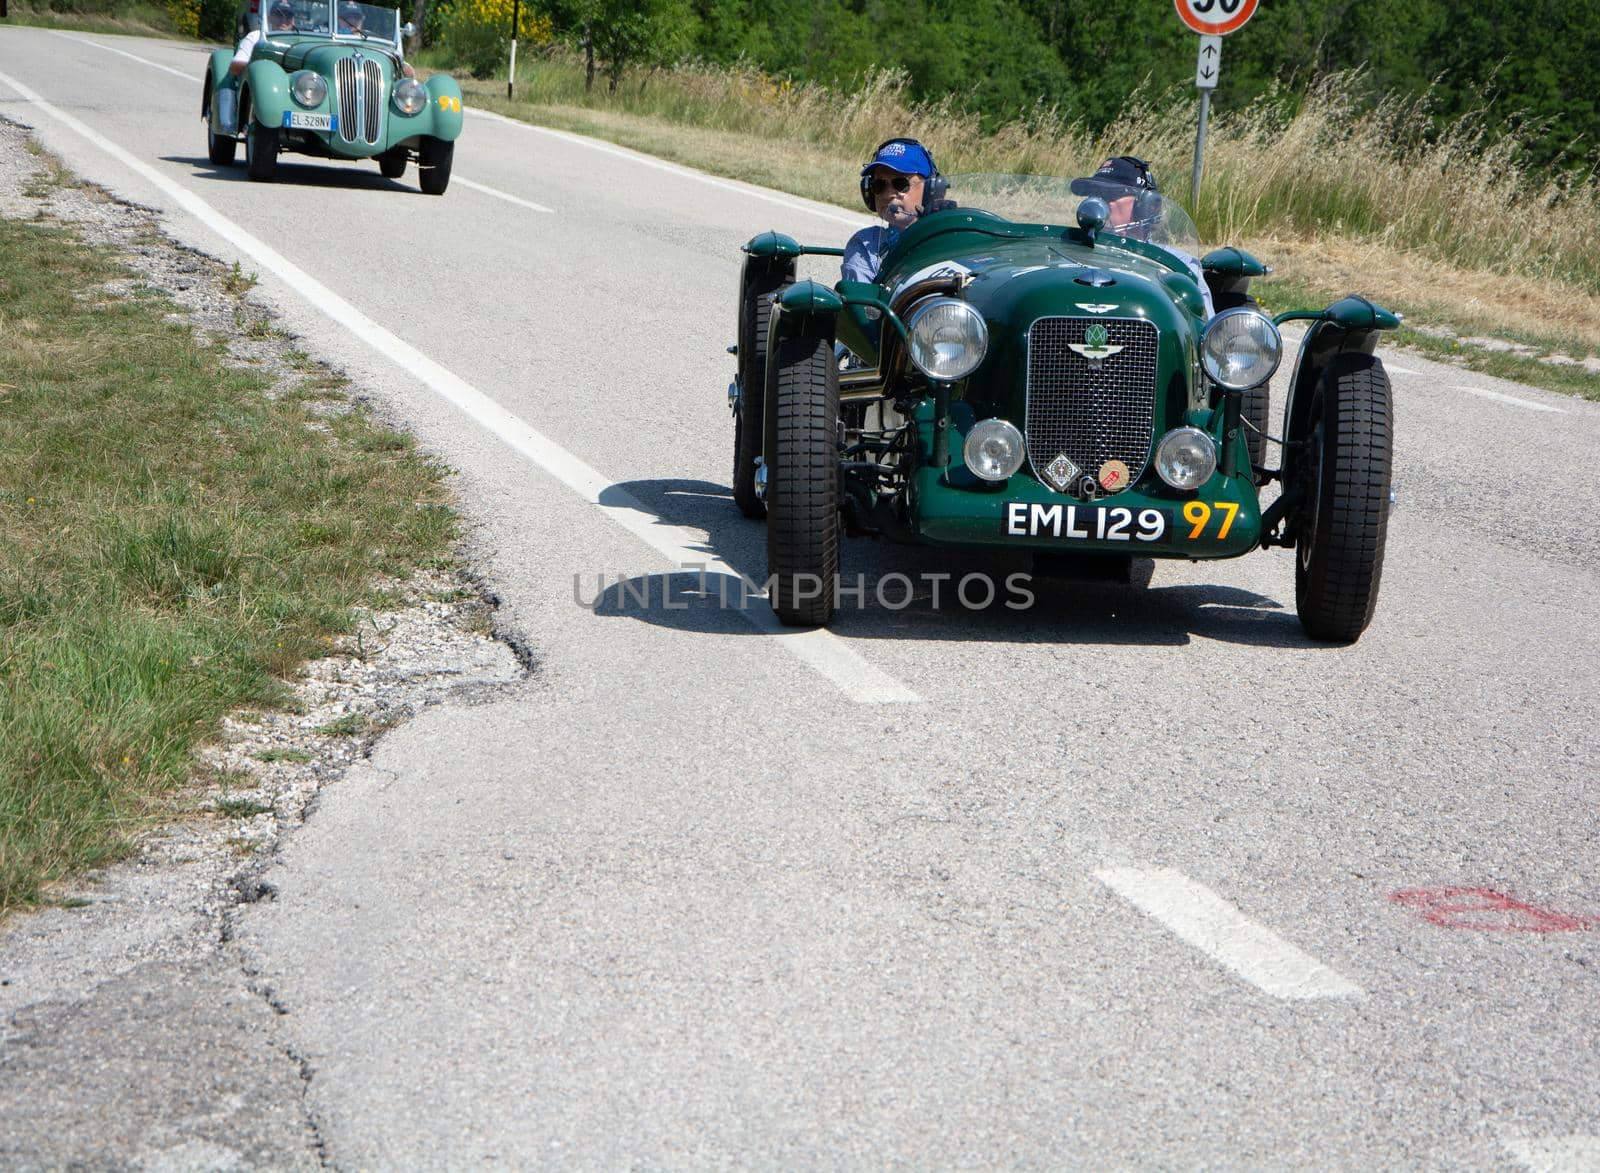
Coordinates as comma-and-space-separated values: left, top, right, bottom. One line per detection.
1191, 88, 1210, 208
507, 0, 520, 99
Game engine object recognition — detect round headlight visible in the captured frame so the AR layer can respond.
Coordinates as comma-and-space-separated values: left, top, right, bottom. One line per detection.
907, 298, 988, 382
1201, 307, 1282, 390
1155, 427, 1218, 491
289, 70, 327, 108
962, 419, 1025, 482
393, 77, 428, 116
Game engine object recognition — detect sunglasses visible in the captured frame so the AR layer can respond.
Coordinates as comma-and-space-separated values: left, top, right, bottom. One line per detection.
868, 174, 917, 196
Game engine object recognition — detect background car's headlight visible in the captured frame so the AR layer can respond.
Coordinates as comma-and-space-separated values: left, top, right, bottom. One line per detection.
1201, 307, 1282, 389
1155, 427, 1218, 490
393, 78, 428, 116
907, 298, 988, 382
962, 419, 1024, 482
290, 71, 327, 108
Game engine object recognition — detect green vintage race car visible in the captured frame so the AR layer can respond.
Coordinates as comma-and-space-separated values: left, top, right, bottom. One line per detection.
201, 0, 463, 193
730, 174, 1398, 641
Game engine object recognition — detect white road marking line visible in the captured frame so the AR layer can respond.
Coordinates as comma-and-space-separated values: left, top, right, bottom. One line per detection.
467, 107, 868, 229
453, 175, 553, 213
1455, 384, 1567, 414
1502, 1134, 1600, 1172
0, 66, 919, 707
51, 30, 195, 80
1094, 867, 1363, 1000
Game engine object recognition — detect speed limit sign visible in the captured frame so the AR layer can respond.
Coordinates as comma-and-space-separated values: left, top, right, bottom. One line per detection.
1174, 0, 1259, 36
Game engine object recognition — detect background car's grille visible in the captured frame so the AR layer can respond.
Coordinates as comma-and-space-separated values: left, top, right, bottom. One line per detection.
335, 57, 384, 145
1024, 316, 1159, 496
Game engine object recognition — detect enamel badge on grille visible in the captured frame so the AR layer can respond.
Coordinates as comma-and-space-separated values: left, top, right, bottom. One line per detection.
1042, 453, 1080, 492
1067, 323, 1124, 368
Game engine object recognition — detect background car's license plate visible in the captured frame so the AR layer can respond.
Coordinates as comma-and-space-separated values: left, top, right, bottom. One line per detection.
284, 112, 334, 131
1003, 501, 1170, 542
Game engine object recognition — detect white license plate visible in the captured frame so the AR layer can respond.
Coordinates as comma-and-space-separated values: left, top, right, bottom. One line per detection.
1003, 501, 1170, 542
284, 111, 334, 131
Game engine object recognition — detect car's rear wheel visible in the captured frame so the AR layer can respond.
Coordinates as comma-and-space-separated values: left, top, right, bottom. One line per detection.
1214, 291, 1271, 475
766, 332, 841, 627
378, 148, 407, 179
245, 119, 278, 181
732, 263, 794, 519
206, 95, 237, 167
418, 137, 453, 195
1294, 352, 1393, 642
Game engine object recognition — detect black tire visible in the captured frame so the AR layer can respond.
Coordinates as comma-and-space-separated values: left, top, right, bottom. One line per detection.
732, 264, 794, 519
766, 333, 841, 627
1214, 290, 1271, 474
418, 137, 453, 195
206, 94, 237, 167
1294, 353, 1393, 642
378, 148, 407, 179
245, 119, 278, 181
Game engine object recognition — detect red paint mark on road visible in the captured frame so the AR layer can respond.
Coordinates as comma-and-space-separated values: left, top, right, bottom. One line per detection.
1389, 887, 1591, 933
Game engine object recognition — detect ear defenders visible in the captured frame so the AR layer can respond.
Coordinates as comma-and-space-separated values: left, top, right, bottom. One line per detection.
860, 137, 948, 213
1116, 155, 1164, 224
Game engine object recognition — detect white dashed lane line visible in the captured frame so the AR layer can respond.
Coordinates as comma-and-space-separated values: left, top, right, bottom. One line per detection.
1500, 1133, 1600, 1172
1095, 867, 1364, 1000
52, 30, 194, 80
1455, 384, 1568, 414
452, 175, 553, 213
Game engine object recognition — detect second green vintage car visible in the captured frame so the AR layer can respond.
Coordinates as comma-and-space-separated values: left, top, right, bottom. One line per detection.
730, 175, 1398, 642
201, 0, 464, 194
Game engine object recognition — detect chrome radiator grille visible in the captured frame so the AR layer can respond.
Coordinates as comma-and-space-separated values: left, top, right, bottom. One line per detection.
335, 57, 384, 145
1024, 316, 1159, 496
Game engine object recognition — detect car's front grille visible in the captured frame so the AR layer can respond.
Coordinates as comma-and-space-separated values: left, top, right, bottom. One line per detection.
335, 56, 384, 145
1024, 316, 1159, 496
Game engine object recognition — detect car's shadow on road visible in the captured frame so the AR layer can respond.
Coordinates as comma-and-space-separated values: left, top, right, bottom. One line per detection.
162, 155, 412, 193
591, 477, 1322, 649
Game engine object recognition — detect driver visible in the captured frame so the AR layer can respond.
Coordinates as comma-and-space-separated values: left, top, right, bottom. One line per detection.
337, 1, 417, 75
842, 138, 952, 284
228, 0, 295, 75
1071, 155, 1214, 318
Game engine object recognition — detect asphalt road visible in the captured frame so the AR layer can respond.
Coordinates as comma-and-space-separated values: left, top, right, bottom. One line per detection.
3, 27, 1598, 1168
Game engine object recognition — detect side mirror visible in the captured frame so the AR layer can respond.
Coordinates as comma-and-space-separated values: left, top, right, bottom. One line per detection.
400, 21, 416, 35
1076, 197, 1108, 237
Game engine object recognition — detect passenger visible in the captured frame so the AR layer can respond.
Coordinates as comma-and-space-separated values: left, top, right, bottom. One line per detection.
338, 2, 417, 75
1071, 155, 1215, 318
228, 0, 295, 75
842, 138, 953, 284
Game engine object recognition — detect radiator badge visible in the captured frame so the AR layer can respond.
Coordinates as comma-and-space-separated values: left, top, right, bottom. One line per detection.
1076, 303, 1118, 314
1068, 323, 1123, 368
1042, 453, 1081, 493
1098, 459, 1130, 491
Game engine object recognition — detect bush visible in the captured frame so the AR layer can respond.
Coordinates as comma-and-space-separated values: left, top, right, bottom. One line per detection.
439, 0, 550, 79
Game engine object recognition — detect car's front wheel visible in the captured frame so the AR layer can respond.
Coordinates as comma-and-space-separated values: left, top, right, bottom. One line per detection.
418, 137, 453, 195
1294, 352, 1393, 642
245, 120, 278, 182
378, 148, 407, 179
207, 97, 237, 167
766, 332, 841, 627
732, 263, 794, 519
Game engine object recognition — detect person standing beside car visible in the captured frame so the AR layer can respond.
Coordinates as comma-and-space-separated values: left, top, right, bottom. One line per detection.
842, 138, 952, 284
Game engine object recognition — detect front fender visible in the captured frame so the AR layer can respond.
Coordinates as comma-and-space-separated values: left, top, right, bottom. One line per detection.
243, 59, 291, 128
204, 48, 238, 115
1279, 295, 1400, 482
417, 75, 464, 142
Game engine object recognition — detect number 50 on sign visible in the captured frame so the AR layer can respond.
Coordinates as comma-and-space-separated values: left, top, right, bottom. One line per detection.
1174, 0, 1258, 36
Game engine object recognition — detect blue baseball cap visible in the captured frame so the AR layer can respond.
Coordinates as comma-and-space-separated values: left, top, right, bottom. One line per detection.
861, 140, 934, 179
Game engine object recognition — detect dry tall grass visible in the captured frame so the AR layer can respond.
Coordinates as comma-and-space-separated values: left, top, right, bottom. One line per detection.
462, 52, 1600, 296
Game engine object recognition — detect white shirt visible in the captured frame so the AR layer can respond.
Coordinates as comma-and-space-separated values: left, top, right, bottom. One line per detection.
231, 29, 263, 67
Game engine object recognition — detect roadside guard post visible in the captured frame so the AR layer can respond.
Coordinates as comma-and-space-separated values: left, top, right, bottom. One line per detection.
1174, 0, 1259, 206
507, 0, 520, 99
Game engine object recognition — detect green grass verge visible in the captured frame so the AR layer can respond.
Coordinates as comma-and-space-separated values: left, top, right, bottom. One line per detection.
0, 215, 457, 917
0, 0, 178, 37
